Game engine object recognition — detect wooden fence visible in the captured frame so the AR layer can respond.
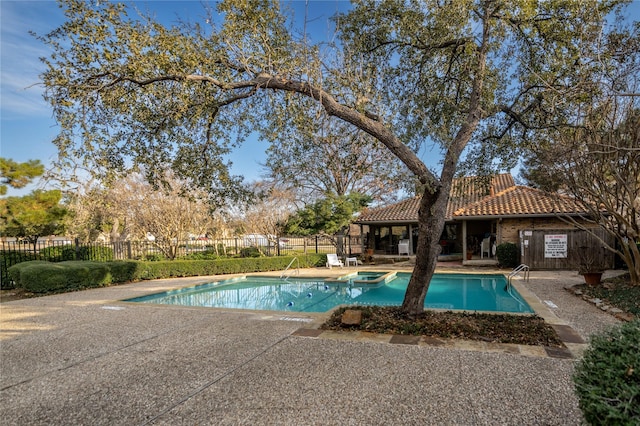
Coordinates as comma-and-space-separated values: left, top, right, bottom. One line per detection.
519, 228, 615, 270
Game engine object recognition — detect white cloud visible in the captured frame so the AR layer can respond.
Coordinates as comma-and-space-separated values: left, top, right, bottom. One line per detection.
1, 1, 62, 119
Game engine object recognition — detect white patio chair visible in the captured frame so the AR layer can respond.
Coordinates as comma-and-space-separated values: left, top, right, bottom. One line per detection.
398, 239, 410, 255
326, 254, 344, 269
481, 237, 491, 258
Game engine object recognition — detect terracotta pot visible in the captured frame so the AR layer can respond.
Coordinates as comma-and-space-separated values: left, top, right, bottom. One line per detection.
466, 252, 473, 260
582, 272, 603, 286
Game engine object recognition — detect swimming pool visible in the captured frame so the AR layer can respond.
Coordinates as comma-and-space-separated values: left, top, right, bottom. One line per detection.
125, 272, 533, 313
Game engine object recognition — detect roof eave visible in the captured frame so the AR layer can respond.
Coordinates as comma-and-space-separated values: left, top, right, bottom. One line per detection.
452, 212, 590, 220
354, 219, 419, 225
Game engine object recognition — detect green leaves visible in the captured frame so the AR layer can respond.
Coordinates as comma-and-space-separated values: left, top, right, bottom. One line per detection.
282, 193, 371, 236
573, 320, 640, 425
0, 189, 69, 243
0, 158, 44, 195
264, 115, 409, 203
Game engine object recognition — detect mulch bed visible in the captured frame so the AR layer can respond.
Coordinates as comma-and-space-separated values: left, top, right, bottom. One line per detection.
571, 273, 639, 318
321, 306, 565, 347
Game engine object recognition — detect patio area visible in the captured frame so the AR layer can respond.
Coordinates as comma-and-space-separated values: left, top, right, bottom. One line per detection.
0, 267, 623, 425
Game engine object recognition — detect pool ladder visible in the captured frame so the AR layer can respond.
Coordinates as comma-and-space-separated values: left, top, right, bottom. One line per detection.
280, 257, 300, 279
506, 264, 530, 290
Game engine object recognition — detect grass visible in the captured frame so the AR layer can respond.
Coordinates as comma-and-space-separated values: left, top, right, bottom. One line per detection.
321, 306, 565, 347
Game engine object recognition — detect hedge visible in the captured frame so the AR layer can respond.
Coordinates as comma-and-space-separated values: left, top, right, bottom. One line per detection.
7, 254, 327, 294
1, 246, 116, 289
8, 261, 113, 293
1, 250, 40, 289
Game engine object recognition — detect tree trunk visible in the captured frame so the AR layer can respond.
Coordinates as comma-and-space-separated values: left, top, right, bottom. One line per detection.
336, 232, 344, 257
623, 241, 640, 286
401, 184, 450, 316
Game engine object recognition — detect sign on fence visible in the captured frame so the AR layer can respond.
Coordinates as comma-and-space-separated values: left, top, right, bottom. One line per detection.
544, 234, 567, 258
521, 228, 614, 270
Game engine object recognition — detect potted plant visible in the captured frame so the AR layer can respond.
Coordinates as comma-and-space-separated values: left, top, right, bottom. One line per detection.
577, 249, 605, 286
466, 236, 478, 260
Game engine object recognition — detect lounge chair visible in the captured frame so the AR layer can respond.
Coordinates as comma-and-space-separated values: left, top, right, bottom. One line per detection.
326, 254, 344, 269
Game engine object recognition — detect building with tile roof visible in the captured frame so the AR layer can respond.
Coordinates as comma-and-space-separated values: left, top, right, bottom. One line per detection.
354, 174, 611, 268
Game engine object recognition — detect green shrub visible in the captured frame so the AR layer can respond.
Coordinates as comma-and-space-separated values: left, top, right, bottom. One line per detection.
106, 261, 145, 283
240, 247, 261, 258
181, 249, 221, 261
143, 253, 165, 262
39, 245, 76, 262
496, 242, 519, 268
8, 261, 112, 293
136, 255, 323, 280
6, 260, 49, 289
77, 245, 114, 261
1, 250, 40, 289
573, 320, 640, 425
37, 245, 114, 262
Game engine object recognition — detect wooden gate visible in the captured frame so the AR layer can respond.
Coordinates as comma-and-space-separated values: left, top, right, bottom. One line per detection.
520, 228, 615, 270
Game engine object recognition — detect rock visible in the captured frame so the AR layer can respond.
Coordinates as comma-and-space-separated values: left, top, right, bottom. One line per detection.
589, 298, 602, 304
599, 305, 609, 311
341, 309, 362, 326
574, 289, 583, 296
614, 312, 636, 322
609, 308, 623, 314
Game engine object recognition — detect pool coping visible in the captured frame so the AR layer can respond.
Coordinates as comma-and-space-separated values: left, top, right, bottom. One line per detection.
285, 275, 586, 361
118, 268, 588, 360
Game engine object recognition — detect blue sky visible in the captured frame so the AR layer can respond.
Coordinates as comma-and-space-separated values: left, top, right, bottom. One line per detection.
1, 1, 638, 196
0, 0, 350, 195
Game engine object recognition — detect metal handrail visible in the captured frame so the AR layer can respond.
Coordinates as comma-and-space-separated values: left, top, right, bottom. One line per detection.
507, 264, 530, 289
280, 257, 300, 279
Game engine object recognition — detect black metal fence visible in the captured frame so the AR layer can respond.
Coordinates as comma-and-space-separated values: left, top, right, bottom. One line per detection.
1, 235, 363, 287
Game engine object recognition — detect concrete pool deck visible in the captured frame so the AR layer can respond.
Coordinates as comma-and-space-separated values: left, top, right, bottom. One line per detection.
0, 266, 624, 425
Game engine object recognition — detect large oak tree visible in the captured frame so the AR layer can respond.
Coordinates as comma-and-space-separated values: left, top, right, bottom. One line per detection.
39, 0, 633, 315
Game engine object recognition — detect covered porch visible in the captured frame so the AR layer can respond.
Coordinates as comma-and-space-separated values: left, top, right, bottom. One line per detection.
358, 219, 499, 266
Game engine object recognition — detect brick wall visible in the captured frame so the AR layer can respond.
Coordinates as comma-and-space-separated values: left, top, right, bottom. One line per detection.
498, 217, 599, 245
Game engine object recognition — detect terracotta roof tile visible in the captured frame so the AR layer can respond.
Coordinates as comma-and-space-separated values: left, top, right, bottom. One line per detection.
356, 174, 586, 223
453, 185, 588, 217
357, 196, 421, 223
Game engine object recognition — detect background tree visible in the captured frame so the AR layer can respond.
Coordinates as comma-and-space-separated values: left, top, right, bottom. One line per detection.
0, 190, 68, 249
64, 172, 224, 258
64, 182, 123, 243
236, 182, 297, 253
282, 193, 371, 256
0, 158, 68, 248
39, 0, 634, 315
0, 158, 45, 195
265, 114, 411, 204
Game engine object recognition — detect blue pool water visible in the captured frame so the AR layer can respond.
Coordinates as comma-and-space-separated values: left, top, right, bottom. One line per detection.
125, 272, 533, 313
